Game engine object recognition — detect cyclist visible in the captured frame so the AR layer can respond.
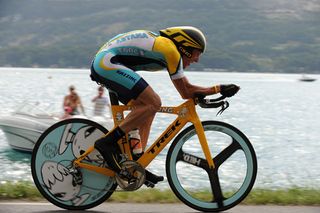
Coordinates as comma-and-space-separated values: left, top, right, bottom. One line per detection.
90, 26, 239, 187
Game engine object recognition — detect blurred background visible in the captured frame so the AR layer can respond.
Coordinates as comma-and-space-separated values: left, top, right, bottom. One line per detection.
0, 0, 320, 73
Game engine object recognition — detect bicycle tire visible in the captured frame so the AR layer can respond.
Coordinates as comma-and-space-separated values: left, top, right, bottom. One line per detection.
166, 120, 257, 212
31, 118, 117, 210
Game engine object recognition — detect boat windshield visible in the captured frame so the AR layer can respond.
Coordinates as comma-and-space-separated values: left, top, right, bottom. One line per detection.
15, 102, 55, 118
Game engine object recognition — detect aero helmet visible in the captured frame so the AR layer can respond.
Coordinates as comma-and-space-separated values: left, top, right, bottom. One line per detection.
159, 26, 206, 58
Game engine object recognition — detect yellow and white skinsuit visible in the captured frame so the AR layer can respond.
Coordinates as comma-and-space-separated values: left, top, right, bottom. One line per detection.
91, 30, 185, 104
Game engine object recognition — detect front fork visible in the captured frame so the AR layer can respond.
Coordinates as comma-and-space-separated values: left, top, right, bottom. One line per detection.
193, 120, 215, 170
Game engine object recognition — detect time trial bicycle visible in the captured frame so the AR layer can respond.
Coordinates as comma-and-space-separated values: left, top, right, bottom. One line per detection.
31, 91, 257, 212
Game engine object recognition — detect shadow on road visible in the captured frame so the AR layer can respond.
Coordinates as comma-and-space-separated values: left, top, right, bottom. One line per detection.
36, 211, 106, 213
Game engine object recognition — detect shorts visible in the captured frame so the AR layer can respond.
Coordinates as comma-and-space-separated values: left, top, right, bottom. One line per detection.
90, 50, 149, 104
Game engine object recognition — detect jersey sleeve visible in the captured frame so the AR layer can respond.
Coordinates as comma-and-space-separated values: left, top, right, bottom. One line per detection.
153, 36, 185, 80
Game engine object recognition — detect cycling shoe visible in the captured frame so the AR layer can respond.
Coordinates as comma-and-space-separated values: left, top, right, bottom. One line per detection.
144, 170, 164, 188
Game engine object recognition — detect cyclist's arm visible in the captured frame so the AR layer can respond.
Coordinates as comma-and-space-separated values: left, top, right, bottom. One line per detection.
172, 77, 220, 99
154, 36, 220, 98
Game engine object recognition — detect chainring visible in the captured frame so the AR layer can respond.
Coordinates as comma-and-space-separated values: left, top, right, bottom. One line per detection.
115, 160, 146, 191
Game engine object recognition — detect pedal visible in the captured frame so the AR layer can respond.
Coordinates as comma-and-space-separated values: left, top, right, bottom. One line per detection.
144, 180, 155, 188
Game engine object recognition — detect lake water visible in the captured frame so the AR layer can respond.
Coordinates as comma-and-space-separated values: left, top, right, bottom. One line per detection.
0, 67, 319, 189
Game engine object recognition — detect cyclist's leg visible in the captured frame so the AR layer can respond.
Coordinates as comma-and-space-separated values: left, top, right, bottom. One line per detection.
137, 114, 154, 150
91, 52, 164, 186
91, 51, 161, 174
119, 86, 161, 148
119, 88, 164, 186
91, 51, 136, 173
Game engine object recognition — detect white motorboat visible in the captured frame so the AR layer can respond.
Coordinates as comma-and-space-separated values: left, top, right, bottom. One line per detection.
0, 103, 59, 152
299, 75, 317, 82
0, 102, 113, 152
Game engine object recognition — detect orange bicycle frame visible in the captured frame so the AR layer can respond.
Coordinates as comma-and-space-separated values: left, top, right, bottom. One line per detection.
73, 97, 215, 177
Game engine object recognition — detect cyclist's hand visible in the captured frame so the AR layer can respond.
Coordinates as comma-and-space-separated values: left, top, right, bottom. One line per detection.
220, 84, 240, 97
194, 93, 206, 100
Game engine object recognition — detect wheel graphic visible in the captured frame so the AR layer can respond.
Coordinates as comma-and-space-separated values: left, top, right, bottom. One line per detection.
31, 118, 117, 210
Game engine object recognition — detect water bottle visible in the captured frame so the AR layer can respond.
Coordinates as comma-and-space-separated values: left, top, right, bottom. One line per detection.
129, 129, 143, 155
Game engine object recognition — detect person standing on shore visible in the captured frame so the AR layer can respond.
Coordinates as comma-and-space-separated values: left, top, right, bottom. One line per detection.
92, 86, 110, 116
63, 85, 85, 115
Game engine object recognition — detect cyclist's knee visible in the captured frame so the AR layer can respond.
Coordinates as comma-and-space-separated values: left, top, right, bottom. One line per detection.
135, 86, 161, 114
149, 94, 161, 113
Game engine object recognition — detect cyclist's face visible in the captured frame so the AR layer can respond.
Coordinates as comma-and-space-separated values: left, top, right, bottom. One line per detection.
182, 50, 201, 69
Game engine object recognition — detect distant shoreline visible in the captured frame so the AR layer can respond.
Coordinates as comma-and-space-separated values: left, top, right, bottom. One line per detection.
1, 66, 320, 76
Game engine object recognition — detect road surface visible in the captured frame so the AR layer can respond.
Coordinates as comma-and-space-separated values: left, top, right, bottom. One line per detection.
0, 202, 319, 213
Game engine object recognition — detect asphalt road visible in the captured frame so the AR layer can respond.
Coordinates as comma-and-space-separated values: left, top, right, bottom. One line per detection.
0, 202, 319, 213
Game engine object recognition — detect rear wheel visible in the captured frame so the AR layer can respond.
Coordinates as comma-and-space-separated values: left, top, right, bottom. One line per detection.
166, 121, 257, 212
31, 118, 117, 210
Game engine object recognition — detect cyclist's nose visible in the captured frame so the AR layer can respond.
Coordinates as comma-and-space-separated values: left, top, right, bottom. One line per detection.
192, 56, 199, 63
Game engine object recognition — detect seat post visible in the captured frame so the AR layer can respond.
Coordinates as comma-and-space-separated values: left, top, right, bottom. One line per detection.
109, 91, 119, 106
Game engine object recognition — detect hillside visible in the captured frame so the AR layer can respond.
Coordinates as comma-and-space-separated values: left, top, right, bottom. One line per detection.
0, 0, 320, 73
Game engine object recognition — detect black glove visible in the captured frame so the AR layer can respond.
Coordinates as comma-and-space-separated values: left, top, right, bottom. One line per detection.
220, 84, 240, 97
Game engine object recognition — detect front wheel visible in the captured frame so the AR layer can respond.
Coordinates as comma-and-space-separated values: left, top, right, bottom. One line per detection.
166, 121, 257, 212
31, 118, 117, 210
